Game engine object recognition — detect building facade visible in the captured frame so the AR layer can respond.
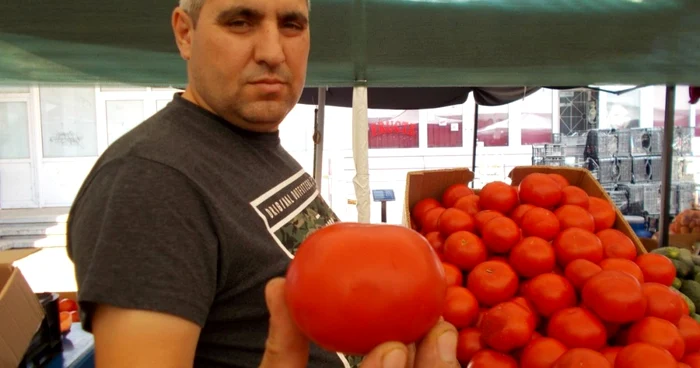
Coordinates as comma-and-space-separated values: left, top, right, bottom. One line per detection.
1, 85, 697, 224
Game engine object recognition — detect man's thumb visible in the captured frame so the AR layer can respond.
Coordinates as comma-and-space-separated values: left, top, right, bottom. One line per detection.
259, 277, 310, 368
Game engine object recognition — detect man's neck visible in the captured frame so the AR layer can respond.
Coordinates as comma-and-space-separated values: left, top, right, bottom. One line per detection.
180, 86, 280, 133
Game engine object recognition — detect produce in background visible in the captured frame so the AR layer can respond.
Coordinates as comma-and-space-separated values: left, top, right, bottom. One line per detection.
407, 171, 700, 367
58, 297, 79, 334
671, 209, 700, 235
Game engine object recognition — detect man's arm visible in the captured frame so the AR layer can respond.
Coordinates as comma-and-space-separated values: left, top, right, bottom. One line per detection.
92, 305, 201, 368
68, 157, 219, 366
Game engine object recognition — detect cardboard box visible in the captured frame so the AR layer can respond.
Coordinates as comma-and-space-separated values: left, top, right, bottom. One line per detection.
641, 234, 700, 254
403, 166, 646, 255
0, 249, 46, 368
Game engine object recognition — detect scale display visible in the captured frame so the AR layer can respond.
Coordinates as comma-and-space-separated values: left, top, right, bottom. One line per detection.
372, 189, 396, 202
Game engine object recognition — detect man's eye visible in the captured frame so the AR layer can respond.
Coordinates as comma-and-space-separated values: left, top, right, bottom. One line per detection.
283, 22, 303, 30
228, 20, 250, 27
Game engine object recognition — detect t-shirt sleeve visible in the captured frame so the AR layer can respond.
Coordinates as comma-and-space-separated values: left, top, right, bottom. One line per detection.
67, 157, 218, 331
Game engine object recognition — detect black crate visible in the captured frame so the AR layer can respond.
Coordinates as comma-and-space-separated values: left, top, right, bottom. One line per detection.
20, 292, 63, 368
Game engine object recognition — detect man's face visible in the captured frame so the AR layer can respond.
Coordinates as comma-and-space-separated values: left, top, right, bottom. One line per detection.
174, 0, 310, 132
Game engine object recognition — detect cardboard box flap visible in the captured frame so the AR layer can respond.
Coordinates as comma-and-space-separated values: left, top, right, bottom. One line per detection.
0, 249, 40, 265
403, 168, 474, 227
0, 265, 45, 367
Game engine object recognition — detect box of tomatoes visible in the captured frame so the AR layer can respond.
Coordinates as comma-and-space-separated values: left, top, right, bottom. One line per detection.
403, 165, 645, 255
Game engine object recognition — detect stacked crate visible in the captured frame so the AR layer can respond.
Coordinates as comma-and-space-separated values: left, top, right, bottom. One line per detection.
533, 127, 698, 233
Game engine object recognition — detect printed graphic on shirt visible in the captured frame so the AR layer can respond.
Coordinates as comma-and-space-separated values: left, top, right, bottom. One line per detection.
250, 170, 340, 258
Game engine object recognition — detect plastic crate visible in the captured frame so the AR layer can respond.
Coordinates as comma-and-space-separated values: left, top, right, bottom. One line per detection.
643, 185, 661, 215
617, 156, 632, 183
678, 182, 700, 212
552, 133, 561, 144
608, 190, 629, 213
593, 158, 619, 184
586, 129, 618, 158
561, 132, 588, 147
631, 128, 654, 156
544, 144, 564, 157
618, 184, 645, 216
616, 130, 631, 155
544, 157, 565, 166
632, 156, 652, 183
20, 292, 63, 368
674, 127, 693, 156
648, 156, 663, 181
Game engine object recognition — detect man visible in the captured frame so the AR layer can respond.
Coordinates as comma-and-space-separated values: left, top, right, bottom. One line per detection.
67, 0, 459, 367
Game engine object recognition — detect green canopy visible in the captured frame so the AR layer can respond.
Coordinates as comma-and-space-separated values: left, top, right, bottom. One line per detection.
1, 0, 699, 87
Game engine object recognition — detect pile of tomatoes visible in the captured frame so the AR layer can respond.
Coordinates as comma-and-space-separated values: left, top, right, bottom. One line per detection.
411, 172, 700, 368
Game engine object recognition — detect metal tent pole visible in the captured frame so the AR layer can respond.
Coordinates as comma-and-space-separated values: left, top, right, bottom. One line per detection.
313, 87, 327, 190
658, 85, 676, 248
471, 101, 479, 188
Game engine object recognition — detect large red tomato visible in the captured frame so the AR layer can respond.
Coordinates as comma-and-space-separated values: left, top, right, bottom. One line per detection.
521, 273, 577, 318
626, 316, 686, 360
479, 181, 519, 214
615, 343, 677, 368
581, 270, 647, 324
519, 337, 568, 368
442, 183, 474, 208
480, 301, 536, 352
551, 348, 611, 368
521, 207, 561, 241
518, 173, 563, 208
678, 314, 700, 353
546, 307, 607, 350
467, 261, 519, 307
508, 236, 556, 278
285, 223, 446, 355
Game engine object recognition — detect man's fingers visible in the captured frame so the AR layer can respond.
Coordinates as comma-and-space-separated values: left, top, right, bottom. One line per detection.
358, 342, 409, 368
414, 320, 460, 367
259, 278, 309, 368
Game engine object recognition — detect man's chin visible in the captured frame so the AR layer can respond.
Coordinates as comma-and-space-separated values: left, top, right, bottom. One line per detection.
238, 102, 291, 127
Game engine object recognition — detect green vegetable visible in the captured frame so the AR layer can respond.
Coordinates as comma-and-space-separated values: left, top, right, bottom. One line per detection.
673, 278, 684, 289
695, 272, 700, 284
680, 248, 695, 266
678, 291, 697, 315
692, 254, 700, 266
673, 259, 693, 279
680, 280, 700, 315
652, 246, 681, 259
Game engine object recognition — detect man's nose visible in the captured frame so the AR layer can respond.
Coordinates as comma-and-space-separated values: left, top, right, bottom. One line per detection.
254, 24, 286, 68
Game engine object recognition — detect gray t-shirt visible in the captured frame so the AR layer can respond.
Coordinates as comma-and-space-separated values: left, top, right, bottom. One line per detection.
66, 94, 347, 368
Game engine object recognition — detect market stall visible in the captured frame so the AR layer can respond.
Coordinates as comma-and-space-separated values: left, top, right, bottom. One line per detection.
2, 1, 700, 364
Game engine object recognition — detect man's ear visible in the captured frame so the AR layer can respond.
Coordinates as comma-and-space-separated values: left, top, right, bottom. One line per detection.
172, 8, 194, 61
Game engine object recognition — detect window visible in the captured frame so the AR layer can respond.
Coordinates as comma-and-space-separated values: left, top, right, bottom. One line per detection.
368, 110, 419, 149
602, 88, 641, 129
652, 86, 691, 130
0, 102, 29, 159
0, 86, 30, 93
106, 100, 144, 145
427, 105, 463, 148
39, 87, 98, 158
521, 90, 554, 145
100, 85, 148, 92
477, 105, 509, 147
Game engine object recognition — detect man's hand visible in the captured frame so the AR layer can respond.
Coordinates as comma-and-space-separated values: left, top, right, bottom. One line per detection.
260, 278, 460, 368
